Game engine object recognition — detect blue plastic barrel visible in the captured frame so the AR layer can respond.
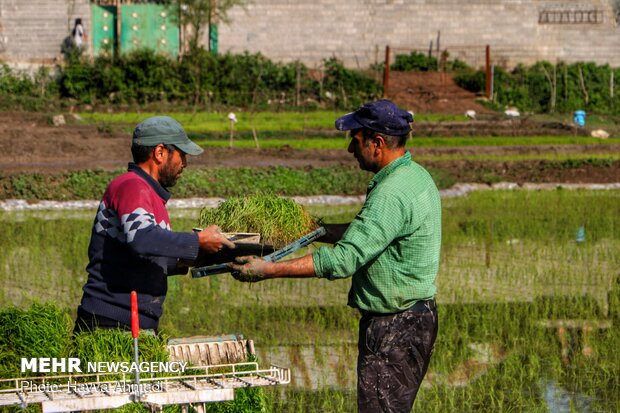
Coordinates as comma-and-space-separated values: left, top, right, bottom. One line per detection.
573, 110, 586, 127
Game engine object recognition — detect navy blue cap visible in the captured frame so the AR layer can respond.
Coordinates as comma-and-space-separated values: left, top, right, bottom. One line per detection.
335, 100, 413, 136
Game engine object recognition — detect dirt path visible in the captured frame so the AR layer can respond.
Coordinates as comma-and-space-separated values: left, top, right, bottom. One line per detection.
387, 72, 493, 115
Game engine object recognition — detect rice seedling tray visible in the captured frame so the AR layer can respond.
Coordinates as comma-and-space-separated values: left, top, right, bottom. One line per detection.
0, 363, 290, 412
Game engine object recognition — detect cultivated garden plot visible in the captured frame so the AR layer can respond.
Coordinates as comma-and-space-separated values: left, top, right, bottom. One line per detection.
1, 111, 619, 186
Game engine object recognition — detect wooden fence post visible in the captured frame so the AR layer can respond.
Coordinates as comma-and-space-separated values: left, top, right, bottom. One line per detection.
383, 45, 390, 98
485, 45, 491, 99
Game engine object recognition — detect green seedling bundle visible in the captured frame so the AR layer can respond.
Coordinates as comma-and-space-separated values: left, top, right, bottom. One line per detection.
0, 304, 170, 382
69, 329, 170, 378
198, 194, 319, 249
0, 304, 72, 379
0, 305, 265, 413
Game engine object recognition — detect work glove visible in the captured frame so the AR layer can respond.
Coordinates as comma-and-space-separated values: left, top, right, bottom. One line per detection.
229, 256, 271, 283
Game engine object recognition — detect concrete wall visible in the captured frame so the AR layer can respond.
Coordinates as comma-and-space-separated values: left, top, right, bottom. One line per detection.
0, 0, 619, 69
0, 0, 90, 65
217, 0, 620, 69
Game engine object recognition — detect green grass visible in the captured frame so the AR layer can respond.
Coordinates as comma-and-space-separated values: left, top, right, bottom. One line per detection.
415, 151, 620, 162
408, 135, 620, 147
189, 134, 620, 150
80, 111, 620, 149
0, 167, 369, 200
0, 166, 458, 201
529, 112, 620, 131
1, 155, 617, 202
0, 190, 618, 412
194, 135, 350, 149
77, 111, 620, 149
78, 111, 468, 132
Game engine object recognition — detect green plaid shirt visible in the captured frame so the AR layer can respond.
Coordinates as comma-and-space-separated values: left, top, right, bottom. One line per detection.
313, 151, 442, 314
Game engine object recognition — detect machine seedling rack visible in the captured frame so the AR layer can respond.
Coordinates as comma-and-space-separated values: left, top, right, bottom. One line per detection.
0, 362, 290, 412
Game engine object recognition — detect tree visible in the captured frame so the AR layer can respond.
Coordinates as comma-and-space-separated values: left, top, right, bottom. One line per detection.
178, 0, 248, 54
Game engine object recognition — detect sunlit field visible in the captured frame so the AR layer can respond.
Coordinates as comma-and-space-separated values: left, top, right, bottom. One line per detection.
1, 189, 618, 411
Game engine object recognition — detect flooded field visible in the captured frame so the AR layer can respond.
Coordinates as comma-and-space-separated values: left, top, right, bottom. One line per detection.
0, 189, 618, 412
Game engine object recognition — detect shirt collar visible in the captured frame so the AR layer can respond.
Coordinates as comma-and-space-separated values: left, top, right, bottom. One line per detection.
367, 151, 411, 193
127, 163, 171, 202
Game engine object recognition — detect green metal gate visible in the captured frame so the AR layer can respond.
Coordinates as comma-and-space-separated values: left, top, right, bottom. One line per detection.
91, 4, 179, 58
91, 5, 116, 56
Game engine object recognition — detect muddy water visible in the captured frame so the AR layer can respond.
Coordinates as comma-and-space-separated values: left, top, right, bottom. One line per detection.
257, 344, 357, 390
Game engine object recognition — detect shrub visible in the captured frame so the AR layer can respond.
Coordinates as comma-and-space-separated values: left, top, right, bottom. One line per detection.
54, 49, 380, 110
454, 60, 620, 114
321, 57, 381, 108
0, 65, 58, 110
454, 69, 486, 94
391, 51, 438, 72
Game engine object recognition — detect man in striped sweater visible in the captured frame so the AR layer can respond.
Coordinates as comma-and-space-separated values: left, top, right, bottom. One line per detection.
76, 116, 234, 333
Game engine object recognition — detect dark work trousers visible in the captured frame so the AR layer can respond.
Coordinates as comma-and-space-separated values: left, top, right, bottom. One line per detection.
357, 299, 438, 413
73, 306, 133, 334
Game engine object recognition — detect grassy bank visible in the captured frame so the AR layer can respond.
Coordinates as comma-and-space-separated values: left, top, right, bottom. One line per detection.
0, 190, 618, 411
0, 166, 457, 201
2, 158, 619, 201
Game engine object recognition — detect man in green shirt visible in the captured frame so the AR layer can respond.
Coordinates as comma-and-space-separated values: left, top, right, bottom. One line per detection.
231, 99, 441, 413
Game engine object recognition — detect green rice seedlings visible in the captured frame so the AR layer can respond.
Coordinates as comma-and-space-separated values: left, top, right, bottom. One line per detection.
198, 194, 319, 249
0, 303, 72, 379
70, 329, 170, 380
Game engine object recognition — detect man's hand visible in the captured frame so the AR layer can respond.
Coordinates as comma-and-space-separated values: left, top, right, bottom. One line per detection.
229, 256, 272, 282
197, 225, 236, 254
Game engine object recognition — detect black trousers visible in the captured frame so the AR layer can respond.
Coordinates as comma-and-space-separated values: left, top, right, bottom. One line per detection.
73, 306, 132, 334
357, 300, 438, 413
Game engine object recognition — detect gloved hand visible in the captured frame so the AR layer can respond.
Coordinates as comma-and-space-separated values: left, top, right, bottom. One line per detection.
229, 256, 272, 282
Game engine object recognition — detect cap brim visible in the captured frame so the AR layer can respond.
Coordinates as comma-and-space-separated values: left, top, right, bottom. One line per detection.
335, 112, 364, 131
175, 140, 204, 156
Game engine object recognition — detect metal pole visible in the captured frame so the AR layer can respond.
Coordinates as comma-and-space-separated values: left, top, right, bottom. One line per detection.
131, 291, 141, 402
490, 64, 495, 102
116, 0, 121, 56
383, 45, 390, 98
485, 45, 491, 99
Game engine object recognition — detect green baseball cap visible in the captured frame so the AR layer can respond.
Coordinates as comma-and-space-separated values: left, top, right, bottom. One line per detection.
132, 116, 203, 156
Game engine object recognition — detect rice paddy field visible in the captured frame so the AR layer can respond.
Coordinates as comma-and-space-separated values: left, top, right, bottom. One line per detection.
0, 189, 618, 412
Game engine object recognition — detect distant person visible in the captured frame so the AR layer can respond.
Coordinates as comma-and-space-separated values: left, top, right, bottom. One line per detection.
231, 100, 442, 413
75, 116, 235, 333
72, 18, 87, 50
